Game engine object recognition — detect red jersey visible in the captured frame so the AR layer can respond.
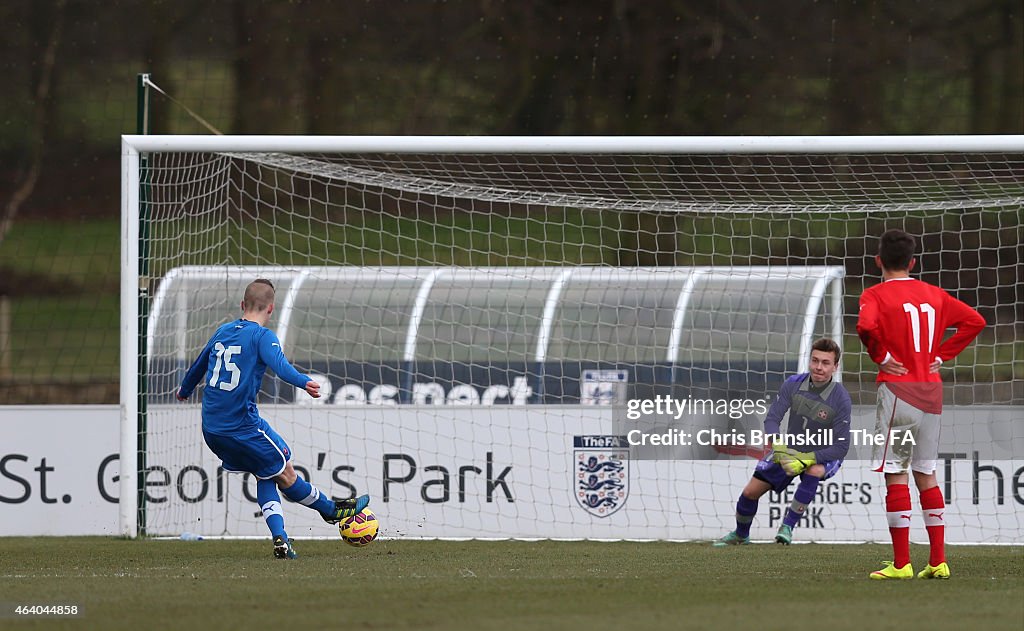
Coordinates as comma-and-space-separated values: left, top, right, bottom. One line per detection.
857, 277, 985, 413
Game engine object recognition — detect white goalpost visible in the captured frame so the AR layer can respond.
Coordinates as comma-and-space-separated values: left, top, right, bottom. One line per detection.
121, 135, 1024, 542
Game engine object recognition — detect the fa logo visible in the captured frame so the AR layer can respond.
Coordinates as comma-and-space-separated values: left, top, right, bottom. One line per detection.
573, 435, 629, 517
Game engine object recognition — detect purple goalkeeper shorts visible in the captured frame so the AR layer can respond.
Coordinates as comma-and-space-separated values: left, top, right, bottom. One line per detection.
752, 453, 842, 493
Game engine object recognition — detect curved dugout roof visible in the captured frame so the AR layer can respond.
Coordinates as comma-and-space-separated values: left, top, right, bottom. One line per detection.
147, 265, 845, 378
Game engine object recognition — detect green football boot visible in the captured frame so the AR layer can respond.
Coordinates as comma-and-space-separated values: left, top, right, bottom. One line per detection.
712, 531, 751, 547
321, 494, 371, 524
774, 524, 793, 545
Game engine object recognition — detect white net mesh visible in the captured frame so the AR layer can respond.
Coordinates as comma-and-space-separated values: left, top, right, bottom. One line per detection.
132, 146, 1022, 542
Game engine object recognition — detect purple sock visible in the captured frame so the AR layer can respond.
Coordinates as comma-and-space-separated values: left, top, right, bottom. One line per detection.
735, 495, 758, 538
783, 475, 820, 529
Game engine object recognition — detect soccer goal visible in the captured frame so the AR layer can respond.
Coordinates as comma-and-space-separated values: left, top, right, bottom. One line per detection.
121, 135, 1024, 542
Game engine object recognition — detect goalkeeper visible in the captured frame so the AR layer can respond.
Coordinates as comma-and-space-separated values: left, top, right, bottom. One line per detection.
713, 338, 852, 546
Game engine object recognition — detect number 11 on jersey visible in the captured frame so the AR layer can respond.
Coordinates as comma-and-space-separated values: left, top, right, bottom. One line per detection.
902, 302, 935, 354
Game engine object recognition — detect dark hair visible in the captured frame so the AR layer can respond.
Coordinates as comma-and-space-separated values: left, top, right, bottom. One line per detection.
811, 337, 841, 363
878, 229, 916, 271
242, 278, 275, 312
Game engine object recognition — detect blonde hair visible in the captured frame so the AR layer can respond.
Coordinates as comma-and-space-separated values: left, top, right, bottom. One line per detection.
242, 279, 275, 312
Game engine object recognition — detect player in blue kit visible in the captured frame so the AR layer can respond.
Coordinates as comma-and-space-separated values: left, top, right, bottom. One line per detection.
713, 338, 852, 546
177, 278, 369, 559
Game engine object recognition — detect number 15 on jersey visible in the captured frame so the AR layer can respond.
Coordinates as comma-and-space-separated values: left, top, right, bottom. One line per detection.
209, 342, 242, 391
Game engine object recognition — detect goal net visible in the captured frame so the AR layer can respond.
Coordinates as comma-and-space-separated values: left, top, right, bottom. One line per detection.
121, 136, 1024, 543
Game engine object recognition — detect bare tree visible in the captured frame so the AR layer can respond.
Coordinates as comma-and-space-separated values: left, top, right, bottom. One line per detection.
0, 0, 65, 244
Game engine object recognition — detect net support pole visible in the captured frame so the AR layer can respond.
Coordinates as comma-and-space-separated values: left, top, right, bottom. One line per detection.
119, 139, 140, 538
797, 268, 846, 375
274, 268, 310, 401
533, 269, 574, 399
831, 275, 845, 382
401, 269, 446, 402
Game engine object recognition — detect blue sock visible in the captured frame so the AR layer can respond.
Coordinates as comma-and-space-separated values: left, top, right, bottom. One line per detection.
735, 495, 758, 538
280, 475, 335, 517
257, 479, 286, 540
784, 475, 820, 528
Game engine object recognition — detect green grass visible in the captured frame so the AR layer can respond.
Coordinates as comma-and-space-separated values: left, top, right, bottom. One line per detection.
1, 212, 1021, 389
841, 332, 1024, 383
0, 539, 1021, 630
0, 219, 122, 382
0, 219, 120, 285
7, 295, 120, 381
146, 208, 619, 273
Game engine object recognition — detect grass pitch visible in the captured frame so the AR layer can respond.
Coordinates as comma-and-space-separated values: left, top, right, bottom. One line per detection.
1, 538, 1021, 630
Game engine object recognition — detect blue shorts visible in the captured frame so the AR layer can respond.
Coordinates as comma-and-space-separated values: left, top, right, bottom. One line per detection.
752, 453, 842, 493
203, 423, 292, 480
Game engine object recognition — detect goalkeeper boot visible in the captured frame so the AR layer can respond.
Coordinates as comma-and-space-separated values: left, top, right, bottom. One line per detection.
869, 561, 913, 580
273, 535, 298, 560
774, 524, 793, 545
321, 494, 371, 524
917, 562, 950, 579
712, 531, 750, 547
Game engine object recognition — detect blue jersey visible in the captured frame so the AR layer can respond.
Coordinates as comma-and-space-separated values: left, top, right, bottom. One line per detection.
763, 373, 852, 463
179, 319, 310, 434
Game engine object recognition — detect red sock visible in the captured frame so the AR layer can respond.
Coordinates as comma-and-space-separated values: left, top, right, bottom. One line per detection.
885, 484, 912, 569
920, 486, 946, 566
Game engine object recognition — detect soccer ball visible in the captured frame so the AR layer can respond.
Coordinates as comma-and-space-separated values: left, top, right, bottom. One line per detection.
339, 508, 379, 547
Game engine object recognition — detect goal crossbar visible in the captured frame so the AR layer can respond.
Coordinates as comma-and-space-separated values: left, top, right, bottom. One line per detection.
122, 134, 1024, 155
120, 135, 1024, 539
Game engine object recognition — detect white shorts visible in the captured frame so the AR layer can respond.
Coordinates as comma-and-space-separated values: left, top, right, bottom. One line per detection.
870, 383, 941, 474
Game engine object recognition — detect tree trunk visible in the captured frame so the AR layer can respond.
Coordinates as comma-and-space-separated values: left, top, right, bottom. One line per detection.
0, 0, 64, 245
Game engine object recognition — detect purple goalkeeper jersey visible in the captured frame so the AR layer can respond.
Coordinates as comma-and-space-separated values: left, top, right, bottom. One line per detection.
763, 373, 852, 463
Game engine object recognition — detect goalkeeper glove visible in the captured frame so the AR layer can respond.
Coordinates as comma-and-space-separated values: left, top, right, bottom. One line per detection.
773, 445, 816, 476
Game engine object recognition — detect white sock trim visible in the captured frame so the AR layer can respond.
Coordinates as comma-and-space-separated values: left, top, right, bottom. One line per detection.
922, 508, 945, 527
886, 510, 912, 529
261, 500, 284, 519
298, 486, 320, 507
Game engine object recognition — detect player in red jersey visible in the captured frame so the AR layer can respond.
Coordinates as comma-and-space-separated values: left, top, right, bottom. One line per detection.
857, 229, 985, 580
